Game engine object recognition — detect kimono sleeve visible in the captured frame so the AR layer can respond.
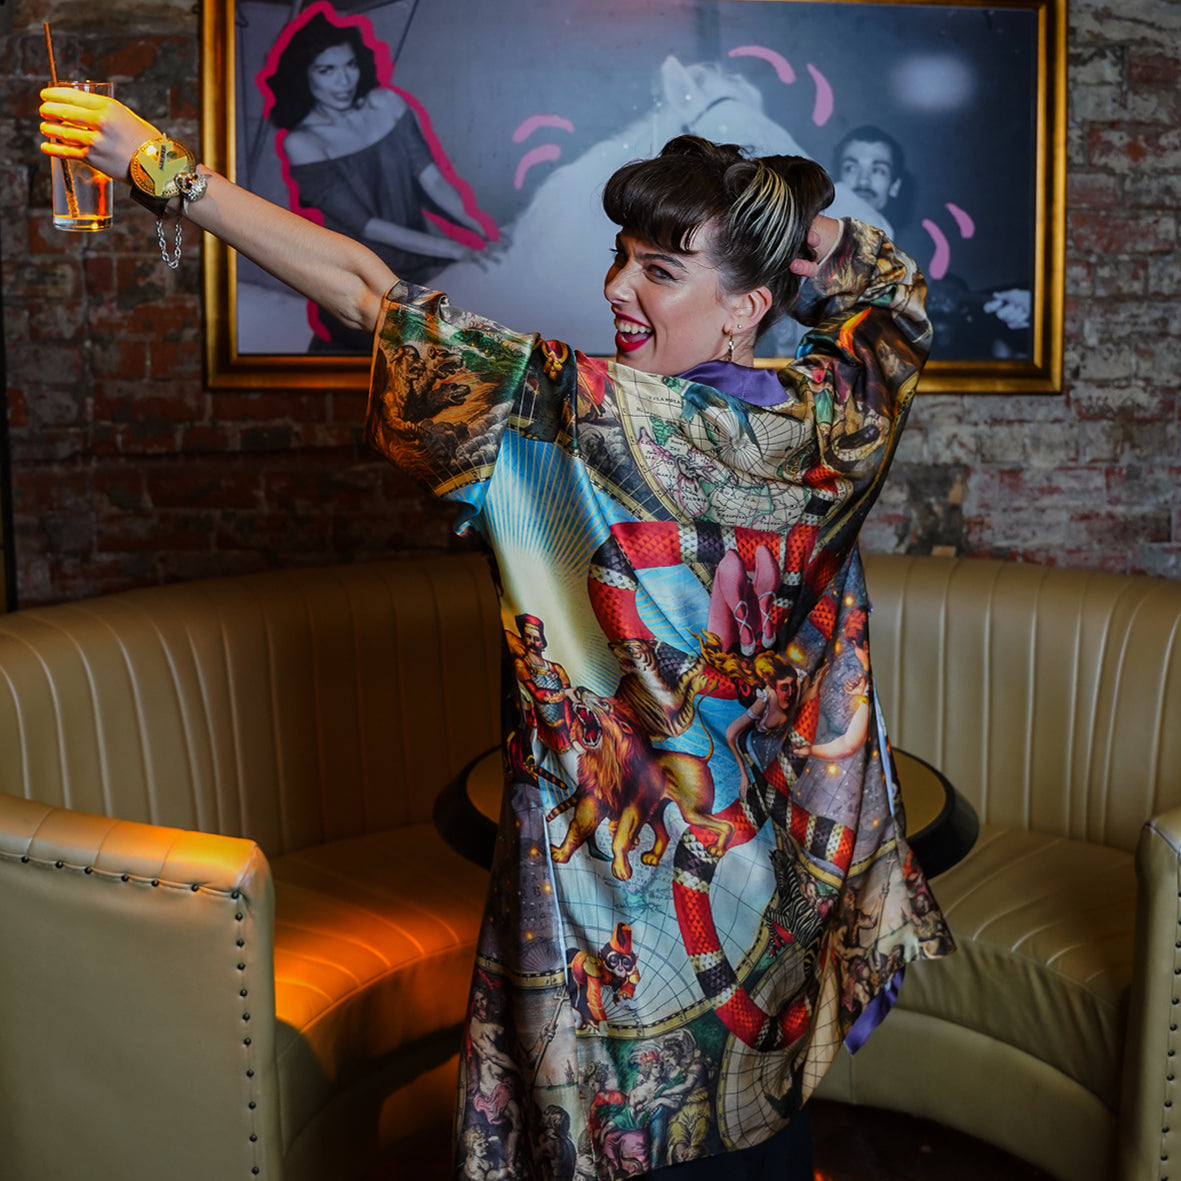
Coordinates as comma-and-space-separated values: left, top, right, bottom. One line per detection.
785, 219, 932, 486
365, 282, 537, 530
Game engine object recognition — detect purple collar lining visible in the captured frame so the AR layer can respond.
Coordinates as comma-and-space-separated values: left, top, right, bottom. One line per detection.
677, 360, 787, 407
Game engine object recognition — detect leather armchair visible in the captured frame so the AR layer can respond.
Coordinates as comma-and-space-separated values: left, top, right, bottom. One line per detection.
0, 555, 500, 1181
818, 554, 1181, 1181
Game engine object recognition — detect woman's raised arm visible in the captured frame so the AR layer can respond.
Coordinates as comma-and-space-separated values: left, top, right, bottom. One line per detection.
39, 86, 396, 336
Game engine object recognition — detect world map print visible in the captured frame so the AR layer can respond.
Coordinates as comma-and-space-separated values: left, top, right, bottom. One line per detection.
366, 217, 953, 1180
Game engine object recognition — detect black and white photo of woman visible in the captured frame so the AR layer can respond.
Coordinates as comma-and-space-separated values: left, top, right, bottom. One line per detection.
259, 3, 496, 352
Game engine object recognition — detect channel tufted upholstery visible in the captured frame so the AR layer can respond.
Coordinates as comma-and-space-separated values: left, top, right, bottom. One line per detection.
2, 552, 1179, 1181
818, 554, 1181, 1181
0, 555, 500, 1181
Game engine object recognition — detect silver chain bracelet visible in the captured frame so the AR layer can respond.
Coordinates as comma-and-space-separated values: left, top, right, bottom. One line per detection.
155, 213, 183, 270
152, 172, 208, 270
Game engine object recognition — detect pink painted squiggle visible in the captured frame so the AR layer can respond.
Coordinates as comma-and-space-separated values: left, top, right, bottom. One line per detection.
728, 45, 795, 85
922, 218, 951, 280
513, 114, 575, 143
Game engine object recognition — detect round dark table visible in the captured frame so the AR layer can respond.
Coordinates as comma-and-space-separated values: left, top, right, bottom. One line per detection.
436, 746, 978, 878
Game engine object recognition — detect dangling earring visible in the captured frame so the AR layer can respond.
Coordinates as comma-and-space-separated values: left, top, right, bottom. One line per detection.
726, 332, 734, 361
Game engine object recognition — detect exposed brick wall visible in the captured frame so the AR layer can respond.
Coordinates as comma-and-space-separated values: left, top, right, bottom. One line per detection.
864, 0, 1180, 577
1, 0, 1177, 606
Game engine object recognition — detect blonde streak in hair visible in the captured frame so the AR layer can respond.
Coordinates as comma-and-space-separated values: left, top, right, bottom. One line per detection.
730, 163, 799, 277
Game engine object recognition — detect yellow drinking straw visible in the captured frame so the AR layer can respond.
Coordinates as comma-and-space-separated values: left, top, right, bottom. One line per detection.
43, 21, 81, 221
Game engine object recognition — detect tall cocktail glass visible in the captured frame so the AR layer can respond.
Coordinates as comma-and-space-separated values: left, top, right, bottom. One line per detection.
51, 80, 113, 231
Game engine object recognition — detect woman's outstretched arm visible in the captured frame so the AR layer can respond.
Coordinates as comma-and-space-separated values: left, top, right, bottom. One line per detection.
39, 86, 396, 336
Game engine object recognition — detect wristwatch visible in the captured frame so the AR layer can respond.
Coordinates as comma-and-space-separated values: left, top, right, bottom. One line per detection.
128, 134, 207, 216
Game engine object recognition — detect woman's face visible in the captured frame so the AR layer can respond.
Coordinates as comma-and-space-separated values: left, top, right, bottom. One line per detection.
307, 43, 361, 113
603, 226, 738, 376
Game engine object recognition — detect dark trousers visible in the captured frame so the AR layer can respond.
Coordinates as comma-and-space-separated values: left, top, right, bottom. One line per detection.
649, 1108, 812, 1181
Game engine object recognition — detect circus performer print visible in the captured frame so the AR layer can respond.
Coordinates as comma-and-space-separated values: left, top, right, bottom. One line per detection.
721, 649, 819, 799
707, 544, 782, 658
47, 69, 957, 1178
566, 923, 641, 1030
508, 613, 579, 785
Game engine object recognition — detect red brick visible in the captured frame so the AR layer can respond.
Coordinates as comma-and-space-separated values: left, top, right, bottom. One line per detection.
264, 465, 385, 513
135, 299, 200, 340
11, 469, 91, 515
83, 256, 116, 290
97, 512, 216, 553
27, 298, 88, 340
1074, 509, 1172, 546
304, 424, 365, 450
1103, 462, 1181, 508
157, 552, 272, 585
146, 467, 262, 511
209, 393, 331, 423
27, 553, 161, 607
92, 338, 150, 379
1070, 381, 1173, 421
1068, 211, 1176, 256
1067, 172, 1121, 209
381, 465, 427, 495
149, 339, 203, 380
90, 422, 181, 457
27, 213, 86, 256
93, 467, 147, 512
6, 388, 29, 429
10, 345, 85, 390
1128, 49, 1180, 85
1087, 126, 1181, 173
8, 428, 88, 464
170, 84, 199, 122
6, 257, 82, 300
239, 425, 297, 452
214, 512, 334, 551
93, 380, 205, 425
95, 41, 159, 79
333, 391, 370, 423
102, 211, 166, 256
178, 425, 240, 452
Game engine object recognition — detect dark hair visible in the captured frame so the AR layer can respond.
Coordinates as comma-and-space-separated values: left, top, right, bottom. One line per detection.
832, 125, 906, 179
832, 125, 913, 226
602, 136, 835, 339
265, 14, 379, 130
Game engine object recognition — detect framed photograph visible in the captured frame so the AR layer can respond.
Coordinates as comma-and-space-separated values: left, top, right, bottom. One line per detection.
201, 0, 1066, 393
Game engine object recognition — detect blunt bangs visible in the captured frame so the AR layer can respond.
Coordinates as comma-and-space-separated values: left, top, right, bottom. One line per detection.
602, 156, 727, 255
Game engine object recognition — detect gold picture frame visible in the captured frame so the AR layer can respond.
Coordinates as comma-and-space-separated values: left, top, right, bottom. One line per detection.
201, 0, 1066, 394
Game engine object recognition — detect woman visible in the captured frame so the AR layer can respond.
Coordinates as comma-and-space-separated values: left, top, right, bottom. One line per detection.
261, 7, 493, 350
39, 85, 953, 1181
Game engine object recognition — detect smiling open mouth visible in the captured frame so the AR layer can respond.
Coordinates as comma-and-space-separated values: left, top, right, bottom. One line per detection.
614, 318, 652, 353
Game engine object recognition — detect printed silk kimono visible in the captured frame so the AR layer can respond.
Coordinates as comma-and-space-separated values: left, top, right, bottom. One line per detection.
365, 218, 954, 1181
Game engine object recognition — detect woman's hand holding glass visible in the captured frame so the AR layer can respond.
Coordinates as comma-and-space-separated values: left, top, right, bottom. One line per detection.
40, 87, 162, 184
